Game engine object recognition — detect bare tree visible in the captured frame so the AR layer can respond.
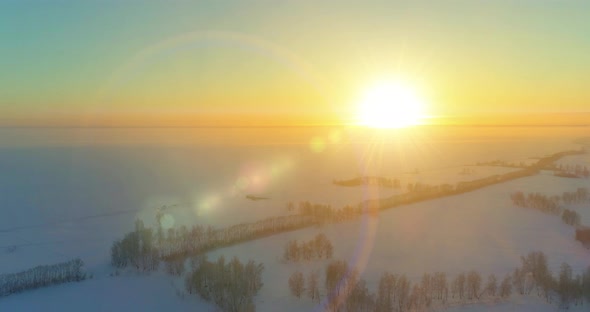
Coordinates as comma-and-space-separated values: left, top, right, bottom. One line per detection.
344, 279, 375, 312
512, 268, 522, 295
466, 270, 482, 300
432, 272, 448, 302
558, 262, 573, 309
395, 275, 411, 312
289, 271, 305, 298
325, 260, 349, 297
307, 270, 320, 303
485, 274, 497, 297
420, 273, 433, 306
283, 234, 334, 262
499, 274, 512, 298
184, 256, 263, 312
451, 273, 466, 300
408, 284, 424, 310
376, 272, 397, 312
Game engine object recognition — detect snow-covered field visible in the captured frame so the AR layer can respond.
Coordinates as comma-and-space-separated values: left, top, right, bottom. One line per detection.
443, 296, 562, 312
0, 271, 215, 312
203, 174, 590, 312
0, 127, 588, 311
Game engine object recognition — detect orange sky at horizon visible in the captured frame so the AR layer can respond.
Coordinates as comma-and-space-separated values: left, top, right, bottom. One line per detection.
0, 111, 588, 128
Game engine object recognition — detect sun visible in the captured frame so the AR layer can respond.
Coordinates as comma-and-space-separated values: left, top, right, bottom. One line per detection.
357, 80, 425, 128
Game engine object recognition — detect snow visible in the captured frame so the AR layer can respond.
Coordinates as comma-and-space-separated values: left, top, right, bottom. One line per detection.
202, 174, 590, 311
0, 128, 589, 311
443, 296, 567, 312
0, 270, 215, 312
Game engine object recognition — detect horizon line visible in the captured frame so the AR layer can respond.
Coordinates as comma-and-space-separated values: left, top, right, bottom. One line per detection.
0, 112, 588, 128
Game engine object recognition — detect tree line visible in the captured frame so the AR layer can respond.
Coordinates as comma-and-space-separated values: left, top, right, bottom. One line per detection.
283, 233, 334, 262
373, 150, 586, 213
475, 160, 531, 168
551, 164, 590, 178
510, 189, 586, 227
111, 214, 320, 271
0, 258, 87, 297
288, 251, 590, 311
333, 176, 401, 188
295, 201, 361, 223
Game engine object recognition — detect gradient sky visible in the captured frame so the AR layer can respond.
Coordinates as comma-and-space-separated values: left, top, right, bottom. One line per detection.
1, 0, 589, 123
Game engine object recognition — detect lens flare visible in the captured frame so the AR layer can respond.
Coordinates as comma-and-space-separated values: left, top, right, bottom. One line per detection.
329, 130, 342, 144
309, 136, 326, 153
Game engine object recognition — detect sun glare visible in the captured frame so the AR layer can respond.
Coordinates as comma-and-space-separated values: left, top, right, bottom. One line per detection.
357, 80, 425, 128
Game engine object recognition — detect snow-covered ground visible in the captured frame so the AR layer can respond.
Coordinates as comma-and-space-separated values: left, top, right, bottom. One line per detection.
443, 296, 562, 312
0, 270, 215, 312
0, 128, 588, 311
202, 174, 590, 311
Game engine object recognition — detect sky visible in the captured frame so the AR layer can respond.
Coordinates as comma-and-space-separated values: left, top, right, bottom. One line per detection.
1, 0, 589, 125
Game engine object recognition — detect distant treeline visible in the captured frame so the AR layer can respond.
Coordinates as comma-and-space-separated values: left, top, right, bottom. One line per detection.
475, 160, 531, 168
510, 188, 588, 227
333, 176, 401, 188
0, 258, 87, 297
288, 251, 590, 311
112, 201, 369, 273
111, 214, 320, 270
550, 164, 590, 178
369, 150, 586, 212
